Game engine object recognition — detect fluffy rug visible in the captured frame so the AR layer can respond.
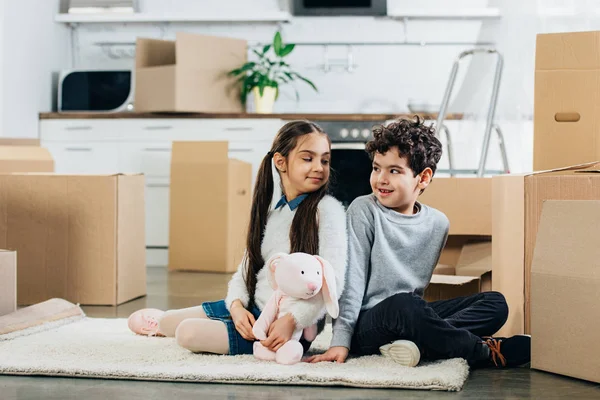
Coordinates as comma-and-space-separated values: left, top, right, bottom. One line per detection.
0, 317, 469, 391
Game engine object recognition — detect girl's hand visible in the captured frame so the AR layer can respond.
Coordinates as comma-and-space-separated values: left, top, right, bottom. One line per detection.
261, 313, 296, 351
306, 346, 349, 363
230, 300, 256, 340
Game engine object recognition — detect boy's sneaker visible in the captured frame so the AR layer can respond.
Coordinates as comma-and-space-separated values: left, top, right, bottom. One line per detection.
380, 340, 421, 367
483, 335, 531, 367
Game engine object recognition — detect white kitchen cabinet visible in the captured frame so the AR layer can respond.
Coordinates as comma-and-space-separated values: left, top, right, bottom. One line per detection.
43, 142, 119, 174
145, 178, 170, 247
118, 143, 172, 177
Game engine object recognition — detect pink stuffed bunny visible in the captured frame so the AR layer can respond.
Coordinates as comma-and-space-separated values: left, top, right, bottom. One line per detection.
252, 252, 339, 365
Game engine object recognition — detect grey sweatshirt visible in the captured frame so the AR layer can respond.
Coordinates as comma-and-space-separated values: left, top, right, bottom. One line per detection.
331, 194, 450, 349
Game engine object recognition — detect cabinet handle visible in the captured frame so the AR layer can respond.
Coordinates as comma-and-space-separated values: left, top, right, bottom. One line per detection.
147, 183, 170, 188
65, 147, 92, 152
229, 148, 253, 153
143, 148, 171, 152
224, 127, 253, 132
144, 126, 173, 131
65, 126, 92, 131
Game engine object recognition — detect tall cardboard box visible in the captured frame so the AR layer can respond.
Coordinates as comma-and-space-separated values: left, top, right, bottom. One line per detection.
0, 145, 54, 173
534, 31, 600, 170
531, 200, 600, 383
419, 177, 492, 235
169, 142, 251, 273
492, 162, 600, 336
0, 250, 16, 316
0, 174, 146, 306
135, 32, 247, 113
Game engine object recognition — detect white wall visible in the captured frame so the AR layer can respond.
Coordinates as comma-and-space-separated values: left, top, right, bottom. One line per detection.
1, 0, 69, 138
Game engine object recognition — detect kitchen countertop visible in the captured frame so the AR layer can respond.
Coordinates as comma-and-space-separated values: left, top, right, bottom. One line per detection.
39, 112, 463, 121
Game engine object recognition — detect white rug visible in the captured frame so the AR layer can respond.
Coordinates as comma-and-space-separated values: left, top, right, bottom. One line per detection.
0, 317, 469, 391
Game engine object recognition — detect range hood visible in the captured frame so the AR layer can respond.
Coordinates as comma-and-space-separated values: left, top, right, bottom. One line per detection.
290, 0, 387, 16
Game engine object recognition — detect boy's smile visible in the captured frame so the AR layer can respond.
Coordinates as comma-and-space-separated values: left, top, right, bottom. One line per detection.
369, 147, 431, 215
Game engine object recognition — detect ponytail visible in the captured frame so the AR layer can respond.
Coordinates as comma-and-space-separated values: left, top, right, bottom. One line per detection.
244, 152, 274, 303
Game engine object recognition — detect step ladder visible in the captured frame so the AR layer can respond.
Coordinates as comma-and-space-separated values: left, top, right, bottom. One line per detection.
435, 48, 509, 177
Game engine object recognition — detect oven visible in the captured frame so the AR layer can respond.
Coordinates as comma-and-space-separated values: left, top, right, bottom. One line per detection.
318, 120, 382, 208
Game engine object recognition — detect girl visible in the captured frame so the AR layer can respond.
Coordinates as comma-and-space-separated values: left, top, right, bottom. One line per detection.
127, 120, 347, 356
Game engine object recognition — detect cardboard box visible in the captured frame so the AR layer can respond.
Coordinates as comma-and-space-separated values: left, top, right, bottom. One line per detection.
0, 250, 16, 316
419, 177, 491, 235
492, 161, 600, 336
0, 138, 40, 146
531, 200, 600, 383
135, 32, 247, 113
169, 141, 251, 273
0, 145, 54, 173
534, 31, 600, 170
0, 174, 146, 306
424, 238, 492, 302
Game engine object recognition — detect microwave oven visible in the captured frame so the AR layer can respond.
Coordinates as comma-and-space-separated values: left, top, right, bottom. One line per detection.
58, 69, 134, 112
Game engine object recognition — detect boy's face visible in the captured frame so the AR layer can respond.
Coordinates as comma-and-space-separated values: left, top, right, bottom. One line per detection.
369, 147, 432, 214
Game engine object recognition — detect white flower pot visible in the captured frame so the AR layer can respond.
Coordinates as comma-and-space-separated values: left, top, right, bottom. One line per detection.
252, 87, 277, 114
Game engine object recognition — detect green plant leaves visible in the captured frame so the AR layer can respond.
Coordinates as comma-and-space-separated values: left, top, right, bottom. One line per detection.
280, 44, 295, 57
273, 31, 283, 56
227, 30, 317, 106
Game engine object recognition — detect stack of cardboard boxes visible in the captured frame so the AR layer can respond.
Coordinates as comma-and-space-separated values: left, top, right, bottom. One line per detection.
0, 140, 147, 316
493, 30, 600, 383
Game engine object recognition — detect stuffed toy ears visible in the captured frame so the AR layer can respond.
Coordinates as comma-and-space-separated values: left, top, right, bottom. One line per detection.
313, 256, 339, 319
265, 252, 287, 290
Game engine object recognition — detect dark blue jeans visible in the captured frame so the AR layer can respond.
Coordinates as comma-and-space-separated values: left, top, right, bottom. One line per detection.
350, 291, 509, 363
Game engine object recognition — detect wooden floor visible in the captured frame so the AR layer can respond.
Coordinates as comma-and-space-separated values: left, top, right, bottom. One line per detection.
1, 267, 599, 400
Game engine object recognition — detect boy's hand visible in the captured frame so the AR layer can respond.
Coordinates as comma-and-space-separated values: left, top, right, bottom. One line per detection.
261, 313, 296, 351
230, 300, 256, 341
306, 346, 349, 363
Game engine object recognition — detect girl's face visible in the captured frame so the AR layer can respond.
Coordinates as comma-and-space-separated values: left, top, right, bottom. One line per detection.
275, 132, 330, 199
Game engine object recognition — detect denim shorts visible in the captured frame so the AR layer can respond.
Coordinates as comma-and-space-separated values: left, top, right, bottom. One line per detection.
202, 299, 261, 355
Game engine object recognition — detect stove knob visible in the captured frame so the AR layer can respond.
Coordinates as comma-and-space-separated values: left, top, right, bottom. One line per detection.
351, 128, 360, 138
340, 128, 349, 138
361, 129, 370, 138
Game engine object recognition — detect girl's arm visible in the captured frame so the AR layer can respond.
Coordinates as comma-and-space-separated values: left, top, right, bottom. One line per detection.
286, 196, 348, 328
225, 253, 250, 311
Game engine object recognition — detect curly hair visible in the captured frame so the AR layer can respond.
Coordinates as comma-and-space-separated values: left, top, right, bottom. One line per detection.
365, 116, 443, 176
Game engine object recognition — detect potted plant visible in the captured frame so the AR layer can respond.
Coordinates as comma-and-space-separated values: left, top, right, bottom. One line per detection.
228, 31, 318, 113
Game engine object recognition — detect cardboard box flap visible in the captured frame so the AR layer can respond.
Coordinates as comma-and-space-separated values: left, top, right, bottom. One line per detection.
509, 161, 600, 177
135, 38, 176, 68
175, 32, 247, 70
455, 241, 492, 276
172, 141, 229, 164
532, 200, 600, 280
430, 274, 480, 286
0, 146, 53, 161
536, 31, 600, 71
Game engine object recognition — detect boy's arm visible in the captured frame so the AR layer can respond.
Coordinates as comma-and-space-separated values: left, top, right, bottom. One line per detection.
330, 201, 374, 349
225, 252, 250, 310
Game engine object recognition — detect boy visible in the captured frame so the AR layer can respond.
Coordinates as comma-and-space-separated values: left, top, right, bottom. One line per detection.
308, 117, 530, 368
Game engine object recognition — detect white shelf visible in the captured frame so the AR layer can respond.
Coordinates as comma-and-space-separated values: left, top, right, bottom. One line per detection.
55, 12, 292, 23
387, 8, 501, 20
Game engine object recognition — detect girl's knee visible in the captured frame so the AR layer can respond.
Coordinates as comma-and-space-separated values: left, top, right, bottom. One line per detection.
175, 319, 198, 350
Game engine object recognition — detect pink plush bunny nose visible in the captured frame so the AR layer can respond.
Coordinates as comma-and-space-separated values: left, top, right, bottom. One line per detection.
307, 282, 317, 291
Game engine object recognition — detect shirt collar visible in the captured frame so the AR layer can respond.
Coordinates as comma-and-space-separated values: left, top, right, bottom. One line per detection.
275, 194, 309, 211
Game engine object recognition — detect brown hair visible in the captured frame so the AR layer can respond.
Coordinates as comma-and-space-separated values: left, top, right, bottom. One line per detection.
244, 120, 330, 305
366, 115, 443, 176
